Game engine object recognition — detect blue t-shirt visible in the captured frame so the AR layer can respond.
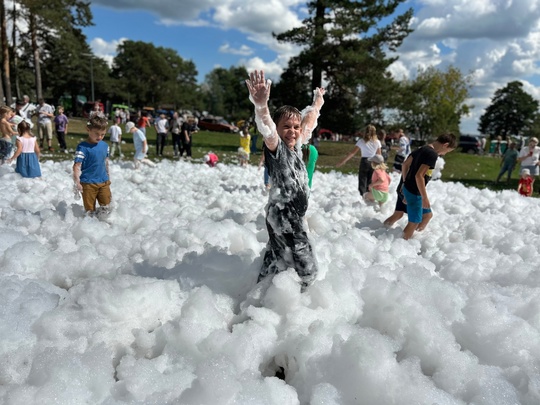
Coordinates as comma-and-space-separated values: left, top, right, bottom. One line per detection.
74, 140, 109, 184
133, 129, 147, 160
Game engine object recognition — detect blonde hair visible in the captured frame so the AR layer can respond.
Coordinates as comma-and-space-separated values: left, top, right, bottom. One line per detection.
372, 161, 388, 171
0, 105, 13, 117
362, 124, 377, 143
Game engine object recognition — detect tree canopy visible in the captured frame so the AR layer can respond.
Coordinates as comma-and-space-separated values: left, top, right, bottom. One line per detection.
394, 66, 473, 139
202, 66, 252, 122
274, 0, 414, 134
16, 0, 93, 100
0, 1, 501, 138
478, 81, 539, 139
111, 40, 201, 110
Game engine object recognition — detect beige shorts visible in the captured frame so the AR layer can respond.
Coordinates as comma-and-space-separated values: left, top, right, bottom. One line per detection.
81, 180, 112, 212
38, 121, 53, 140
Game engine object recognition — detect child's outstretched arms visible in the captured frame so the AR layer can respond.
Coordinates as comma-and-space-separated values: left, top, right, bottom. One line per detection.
246, 70, 278, 151
300, 87, 326, 145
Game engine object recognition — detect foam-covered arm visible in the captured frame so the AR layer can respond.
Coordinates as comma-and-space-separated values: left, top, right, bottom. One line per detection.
246, 70, 278, 150
73, 162, 83, 191
300, 87, 325, 145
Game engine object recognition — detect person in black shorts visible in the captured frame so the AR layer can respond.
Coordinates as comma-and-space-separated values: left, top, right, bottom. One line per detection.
385, 133, 457, 239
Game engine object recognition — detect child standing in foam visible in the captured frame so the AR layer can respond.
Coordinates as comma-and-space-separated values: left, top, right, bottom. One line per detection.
0, 105, 18, 163
364, 154, 391, 207
9, 120, 41, 177
517, 168, 534, 197
73, 115, 112, 216
125, 121, 156, 169
238, 125, 251, 166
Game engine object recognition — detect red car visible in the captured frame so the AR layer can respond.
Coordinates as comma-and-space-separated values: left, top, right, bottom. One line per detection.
198, 117, 239, 133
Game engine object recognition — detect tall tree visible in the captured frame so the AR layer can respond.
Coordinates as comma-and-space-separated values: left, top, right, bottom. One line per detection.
478, 81, 539, 139
275, 0, 413, 133
39, 29, 110, 115
10, 2, 20, 100
0, 0, 11, 104
16, 0, 92, 100
395, 66, 472, 139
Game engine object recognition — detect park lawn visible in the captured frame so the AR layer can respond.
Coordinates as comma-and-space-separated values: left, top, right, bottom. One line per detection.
45, 118, 521, 194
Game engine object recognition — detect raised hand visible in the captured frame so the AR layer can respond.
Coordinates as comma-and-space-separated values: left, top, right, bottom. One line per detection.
311, 87, 325, 109
245, 70, 271, 108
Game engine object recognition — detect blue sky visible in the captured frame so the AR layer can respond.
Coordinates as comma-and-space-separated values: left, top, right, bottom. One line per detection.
83, 0, 540, 134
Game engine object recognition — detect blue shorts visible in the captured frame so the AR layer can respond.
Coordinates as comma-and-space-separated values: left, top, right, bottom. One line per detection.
402, 186, 432, 223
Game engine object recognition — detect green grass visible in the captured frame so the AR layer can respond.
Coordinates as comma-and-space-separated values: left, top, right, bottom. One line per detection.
45, 118, 522, 194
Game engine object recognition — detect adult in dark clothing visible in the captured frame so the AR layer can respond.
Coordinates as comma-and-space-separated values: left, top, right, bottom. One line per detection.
400, 133, 457, 240
246, 70, 325, 290
170, 112, 183, 157
180, 116, 197, 158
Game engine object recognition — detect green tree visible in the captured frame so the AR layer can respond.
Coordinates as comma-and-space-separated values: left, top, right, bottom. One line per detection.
275, 0, 413, 134
395, 66, 472, 139
0, 0, 11, 103
15, 0, 92, 100
478, 81, 539, 139
112, 40, 200, 109
203, 66, 252, 122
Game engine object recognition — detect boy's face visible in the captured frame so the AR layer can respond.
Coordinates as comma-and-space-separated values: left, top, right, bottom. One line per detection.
86, 127, 106, 144
277, 114, 302, 150
438, 144, 455, 156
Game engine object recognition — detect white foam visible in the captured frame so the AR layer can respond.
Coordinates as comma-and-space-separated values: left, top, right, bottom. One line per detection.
1, 157, 540, 403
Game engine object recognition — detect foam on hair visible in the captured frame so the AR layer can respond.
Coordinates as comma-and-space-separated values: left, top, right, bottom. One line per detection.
87, 115, 108, 130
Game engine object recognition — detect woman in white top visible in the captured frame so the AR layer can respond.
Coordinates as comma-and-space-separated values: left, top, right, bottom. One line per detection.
336, 124, 382, 197
518, 137, 540, 193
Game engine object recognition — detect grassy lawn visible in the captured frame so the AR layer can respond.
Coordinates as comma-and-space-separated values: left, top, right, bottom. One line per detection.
45, 117, 522, 194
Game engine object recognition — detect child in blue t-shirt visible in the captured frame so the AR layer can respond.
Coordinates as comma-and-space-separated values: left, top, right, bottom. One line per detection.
73, 115, 111, 216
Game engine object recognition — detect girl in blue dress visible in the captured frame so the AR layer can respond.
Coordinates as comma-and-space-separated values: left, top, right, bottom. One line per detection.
10, 120, 41, 178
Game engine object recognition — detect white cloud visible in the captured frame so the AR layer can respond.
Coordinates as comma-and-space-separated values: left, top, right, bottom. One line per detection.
238, 56, 285, 83
387, 0, 540, 133
219, 43, 253, 56
89, 37, 126, 67
88, 0, 540, 134
90, 0, 305, 81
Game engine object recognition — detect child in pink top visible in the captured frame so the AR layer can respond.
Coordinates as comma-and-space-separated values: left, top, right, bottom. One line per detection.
204, 152, 219, 167
364, 154, 390, 207
10, 121, 41, 178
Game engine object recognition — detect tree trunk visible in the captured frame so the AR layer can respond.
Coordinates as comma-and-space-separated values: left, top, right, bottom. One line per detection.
29, 11, 42, 100
11, 1, 19, 100
311, 0, 325, 90
0, 0, 12, 104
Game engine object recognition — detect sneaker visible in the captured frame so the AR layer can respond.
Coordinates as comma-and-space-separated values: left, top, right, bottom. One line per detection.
48, 147, 54, 152
64, 149, 69, 154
